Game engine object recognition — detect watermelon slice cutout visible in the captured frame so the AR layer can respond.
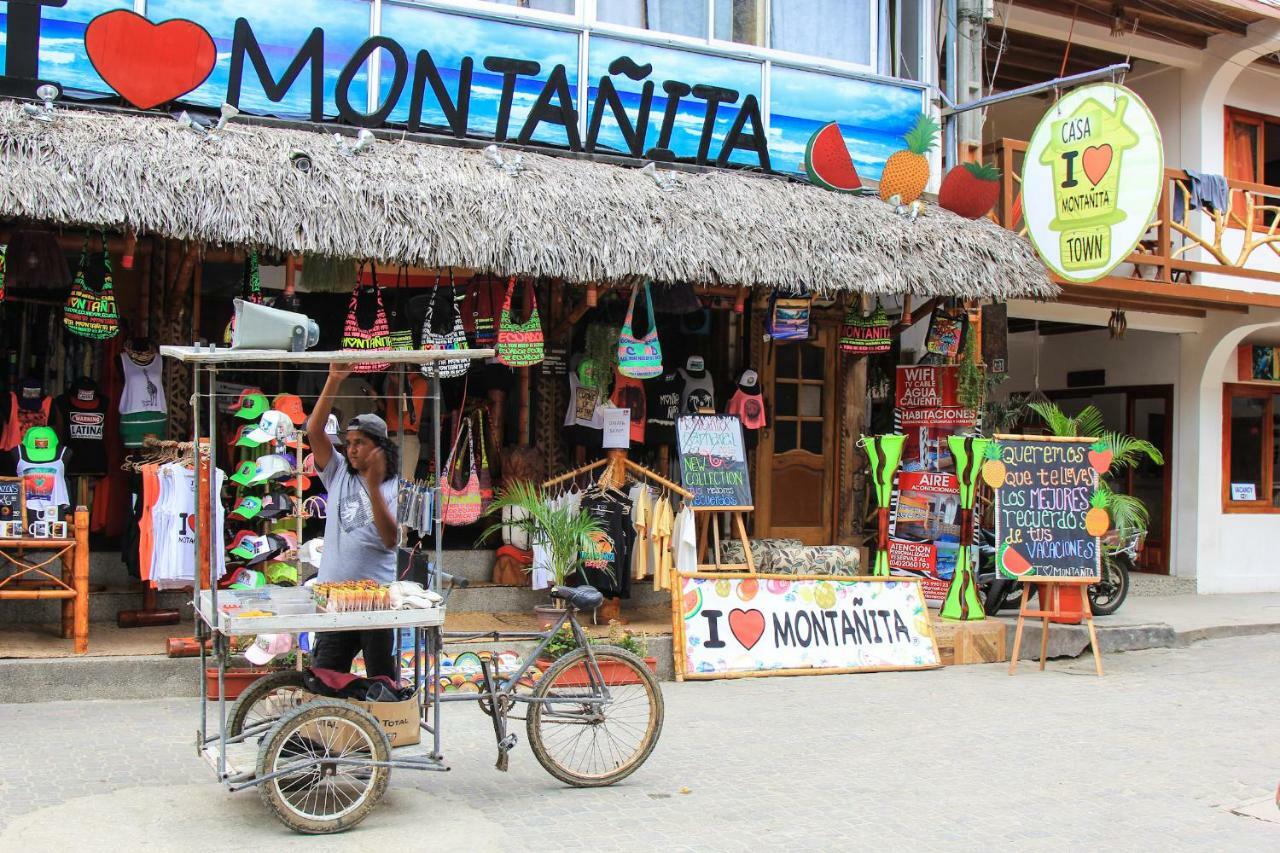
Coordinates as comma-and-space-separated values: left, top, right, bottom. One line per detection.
997, 541, 1033, 579
804, 122, 862, 192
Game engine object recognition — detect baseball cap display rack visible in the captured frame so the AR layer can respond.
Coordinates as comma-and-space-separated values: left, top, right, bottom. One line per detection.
161, 344, 494, 833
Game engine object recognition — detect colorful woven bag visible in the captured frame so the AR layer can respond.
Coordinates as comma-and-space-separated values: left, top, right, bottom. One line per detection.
419, 278, 470, 379
341, 266, 393, 373
64, 234, 119, 340
496, 277, 544, 367
440, 419, 483, 526
617, 281, 663, 379
839, 300, 892, 354
767, 293, 811, 341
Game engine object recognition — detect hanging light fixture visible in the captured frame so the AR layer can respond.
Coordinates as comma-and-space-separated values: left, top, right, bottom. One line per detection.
1110, 3, 1127, 37
1108, 308, 1128, 339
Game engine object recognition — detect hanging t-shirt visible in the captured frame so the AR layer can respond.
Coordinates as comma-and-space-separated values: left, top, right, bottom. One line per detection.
119, 353, 167, 449
645, 372, 682, 446
16, 447, 70, 514
52, 385, 108, 475
564, 367, 603, 429
727, 387, 767, 430
678, 368, 715, 414
577, 491, 633, 599
610, 372, 646, 444
385, 373, 428, 434
0, 392, 51, 453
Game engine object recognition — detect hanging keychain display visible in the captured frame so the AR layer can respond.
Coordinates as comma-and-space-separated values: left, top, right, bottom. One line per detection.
63, 232, 120, 340
341, 263, 393, 373
617, 281, 663, 379
496, 276, 545, 367
419, 269, 470, 379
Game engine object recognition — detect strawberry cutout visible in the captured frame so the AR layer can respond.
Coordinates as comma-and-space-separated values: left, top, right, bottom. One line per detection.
84, 10, 216, 111
1088, 441, 1113, 474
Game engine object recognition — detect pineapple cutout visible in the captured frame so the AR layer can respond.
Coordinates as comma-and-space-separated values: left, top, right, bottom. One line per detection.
1085, 489, 1110, 536
879, 113, 940, 204
981, 442, 1006, 489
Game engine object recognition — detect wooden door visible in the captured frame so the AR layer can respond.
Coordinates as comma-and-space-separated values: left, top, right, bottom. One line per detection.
756, 327, 838, 544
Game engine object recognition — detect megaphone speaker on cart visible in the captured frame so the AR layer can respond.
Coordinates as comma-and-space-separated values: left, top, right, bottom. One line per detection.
231, 298, 320, 351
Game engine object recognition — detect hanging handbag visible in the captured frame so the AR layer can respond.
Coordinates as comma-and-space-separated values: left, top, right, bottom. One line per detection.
63, 233, 120, 340
470, 407, 494, 510
767, 292, 811, 341
465, 273, 499, 348
839, 300, 892, 355
419, 271, 470, 379
0, 242, 7, 304
617, 281, 663, 379
387, 266, 414, 351
341, 263, 393, 373
440, 419, 483, 526
496, 277, 544, 367
223, 251, 263, 345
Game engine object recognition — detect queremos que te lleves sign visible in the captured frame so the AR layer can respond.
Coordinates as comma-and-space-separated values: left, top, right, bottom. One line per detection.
1021, 82, 1164, 283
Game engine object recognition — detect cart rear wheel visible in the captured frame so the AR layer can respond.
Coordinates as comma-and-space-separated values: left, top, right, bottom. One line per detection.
228, 669, 311, 740
256, 699, 391, 834
526, 647, 663, 787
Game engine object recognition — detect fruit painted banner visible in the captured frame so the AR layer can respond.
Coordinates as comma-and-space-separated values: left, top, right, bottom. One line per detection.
1022, 83, 1164, 283
989, 435, 1103, 581
674, 573, 940, 679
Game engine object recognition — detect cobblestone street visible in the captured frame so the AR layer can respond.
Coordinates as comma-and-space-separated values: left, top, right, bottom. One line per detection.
2, 635, 1278, 851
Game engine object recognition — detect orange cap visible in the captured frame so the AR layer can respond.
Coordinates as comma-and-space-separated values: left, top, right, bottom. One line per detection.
273, 393, 307, 425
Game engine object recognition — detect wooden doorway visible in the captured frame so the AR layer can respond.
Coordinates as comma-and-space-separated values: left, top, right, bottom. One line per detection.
756, 327, 838, 544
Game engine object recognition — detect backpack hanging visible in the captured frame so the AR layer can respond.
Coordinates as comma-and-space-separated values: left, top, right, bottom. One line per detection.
63, 233, 119, 340
387, 265, 414, 351
767, 292, 811, 341
617, 281, 663, 379
839, 300, 892, 355
223, 250, 263, 345
496, 277, 544, 367
440, 419, 483, 526
419, 271, 470, 379
341, 263, 393, 373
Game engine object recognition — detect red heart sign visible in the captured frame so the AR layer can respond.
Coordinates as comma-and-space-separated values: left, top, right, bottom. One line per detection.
1082, 144, 1114, 186
84, 11, 217, 111
728, 608, 766, 651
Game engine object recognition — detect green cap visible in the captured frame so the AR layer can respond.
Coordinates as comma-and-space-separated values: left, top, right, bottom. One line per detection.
21, 426, 58, 463
234, 425, 263, 448
230, 460, 260, 487
231, 390, 269, 421
263, 561, 298, 585
229, 496, 263, 520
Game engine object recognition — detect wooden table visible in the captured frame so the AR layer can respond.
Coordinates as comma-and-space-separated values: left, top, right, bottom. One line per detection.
0, 507, 90, 654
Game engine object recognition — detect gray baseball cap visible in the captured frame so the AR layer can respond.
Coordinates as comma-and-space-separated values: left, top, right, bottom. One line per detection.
347, 413, 389, 441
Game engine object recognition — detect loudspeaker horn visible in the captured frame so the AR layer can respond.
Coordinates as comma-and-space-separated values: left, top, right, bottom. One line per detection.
232, 298, 320, 351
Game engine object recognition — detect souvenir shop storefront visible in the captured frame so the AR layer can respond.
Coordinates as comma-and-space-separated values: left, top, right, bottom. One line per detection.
0, 98, 1051, 654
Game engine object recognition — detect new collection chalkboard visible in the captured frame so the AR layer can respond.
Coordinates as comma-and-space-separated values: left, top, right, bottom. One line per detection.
989, 435, 1102, 581
676, 414, 752, 508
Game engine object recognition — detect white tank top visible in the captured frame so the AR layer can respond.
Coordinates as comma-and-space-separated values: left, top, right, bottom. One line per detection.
119, 353, 166, 414
16, 448, 70, 514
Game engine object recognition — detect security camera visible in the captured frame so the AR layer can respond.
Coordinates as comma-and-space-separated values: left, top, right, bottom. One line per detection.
289, 151, 314, 173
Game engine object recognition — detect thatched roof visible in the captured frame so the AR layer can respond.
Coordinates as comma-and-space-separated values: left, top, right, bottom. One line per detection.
0, 102, 1054, 299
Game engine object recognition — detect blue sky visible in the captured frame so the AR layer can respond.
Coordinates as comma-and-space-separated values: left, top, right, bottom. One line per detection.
0, 0, 923, 173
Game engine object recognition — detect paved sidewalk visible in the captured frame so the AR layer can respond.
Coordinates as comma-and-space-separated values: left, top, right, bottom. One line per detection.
1, 634, 1278, 851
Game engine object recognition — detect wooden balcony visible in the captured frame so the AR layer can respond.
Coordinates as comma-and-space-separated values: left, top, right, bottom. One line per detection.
985, 138, 1280, 315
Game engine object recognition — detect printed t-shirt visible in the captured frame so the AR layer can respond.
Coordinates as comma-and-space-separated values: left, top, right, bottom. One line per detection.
577, 491, 633, 599
317, 451, 399, 584
52, 389, 108, 474
678, 368, 715, 414
726, 388, 767, 430
610, 373, 646, 444
644, 372, 682, 445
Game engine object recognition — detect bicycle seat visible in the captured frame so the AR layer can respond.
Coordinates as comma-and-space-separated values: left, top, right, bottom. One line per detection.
550, 585, 603, 611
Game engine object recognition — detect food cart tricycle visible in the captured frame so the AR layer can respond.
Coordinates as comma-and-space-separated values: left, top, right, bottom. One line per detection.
167, 346, 663, 835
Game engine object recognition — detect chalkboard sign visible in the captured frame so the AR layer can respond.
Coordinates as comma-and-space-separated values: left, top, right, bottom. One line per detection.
0, 477, 25, 528
991, 435, 1102, 581
676, 414, 753, 508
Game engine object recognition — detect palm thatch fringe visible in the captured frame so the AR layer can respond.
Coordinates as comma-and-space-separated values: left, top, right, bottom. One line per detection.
0, 103, 1054, 299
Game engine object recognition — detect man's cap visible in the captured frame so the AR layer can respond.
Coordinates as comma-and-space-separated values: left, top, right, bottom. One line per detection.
228, 532, 284, 563
347, 413, 388, 441
232, 425, 258, 448
245, 633, 293, 665
251, 454, 294, 485
282, 473, 313, 492
230, 390, 269, 421
221, 566, 266, 590
21, 426, 58, 463
298, 538, 324, 568
246, 410, 295, 446
228, 496, 264, 521
272, 393, 307, 425
259, 492, 294, 520
262, 562, 298, 586
229, 460, 259, 487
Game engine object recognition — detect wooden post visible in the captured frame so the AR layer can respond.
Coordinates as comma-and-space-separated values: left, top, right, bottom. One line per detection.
73, 506, 89, 654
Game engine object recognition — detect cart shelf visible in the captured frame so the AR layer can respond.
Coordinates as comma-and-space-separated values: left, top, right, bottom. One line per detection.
196, 591, 445, 636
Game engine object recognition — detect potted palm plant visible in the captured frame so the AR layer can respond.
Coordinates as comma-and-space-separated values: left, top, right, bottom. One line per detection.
482, 481, 609, 629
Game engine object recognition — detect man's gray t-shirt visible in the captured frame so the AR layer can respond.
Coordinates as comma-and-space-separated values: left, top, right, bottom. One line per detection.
317, 453, 398, 584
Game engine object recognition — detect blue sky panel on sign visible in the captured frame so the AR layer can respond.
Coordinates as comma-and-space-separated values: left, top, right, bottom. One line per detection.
769, 66, 923, 180
0, 1, 129, 96
147, 0, 372, 117
586, 37, 761, 166
378, 4, 579, 145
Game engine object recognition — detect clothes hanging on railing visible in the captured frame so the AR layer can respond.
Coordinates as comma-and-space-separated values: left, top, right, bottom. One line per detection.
140, 460, 227, 589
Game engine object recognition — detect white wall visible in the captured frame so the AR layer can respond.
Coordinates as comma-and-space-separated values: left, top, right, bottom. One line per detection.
1001, 328, 1180, 396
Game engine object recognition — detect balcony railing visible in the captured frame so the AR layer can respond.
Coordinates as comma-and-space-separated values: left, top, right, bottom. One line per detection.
985, 138, 1280, 287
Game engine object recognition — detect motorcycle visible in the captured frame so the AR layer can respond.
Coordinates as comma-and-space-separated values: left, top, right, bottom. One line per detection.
976, 526, 1134, 617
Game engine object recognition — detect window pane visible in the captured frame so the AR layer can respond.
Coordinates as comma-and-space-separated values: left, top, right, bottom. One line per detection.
775, 420, 797, 451
799, 384, 822, 417
1229, 119, 1259, 182
893, 0, 924, 81
597, 0, 708, 38
714, 0, 764, 45
776, 344, 799, 377
489, 0, 576, 12
801, 344, 824, 378
771, 0, 870, 65
776, 382, 798, 417
801, 421, 823, 454
1229, 395, 1265, 499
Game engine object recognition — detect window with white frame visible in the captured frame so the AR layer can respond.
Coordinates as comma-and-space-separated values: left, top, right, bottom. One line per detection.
480, 0, 579, 13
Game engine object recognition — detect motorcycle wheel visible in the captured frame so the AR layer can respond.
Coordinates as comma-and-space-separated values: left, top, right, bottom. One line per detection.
1088, 556, 1131, 616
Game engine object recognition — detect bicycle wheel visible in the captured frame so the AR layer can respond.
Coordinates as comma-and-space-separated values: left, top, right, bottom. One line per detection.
228, 669, 312, 739
256, 700, 391, 835
526, 646, 663, 787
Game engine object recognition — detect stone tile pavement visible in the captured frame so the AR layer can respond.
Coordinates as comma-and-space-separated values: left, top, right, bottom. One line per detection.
1, 634, 1278, 851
